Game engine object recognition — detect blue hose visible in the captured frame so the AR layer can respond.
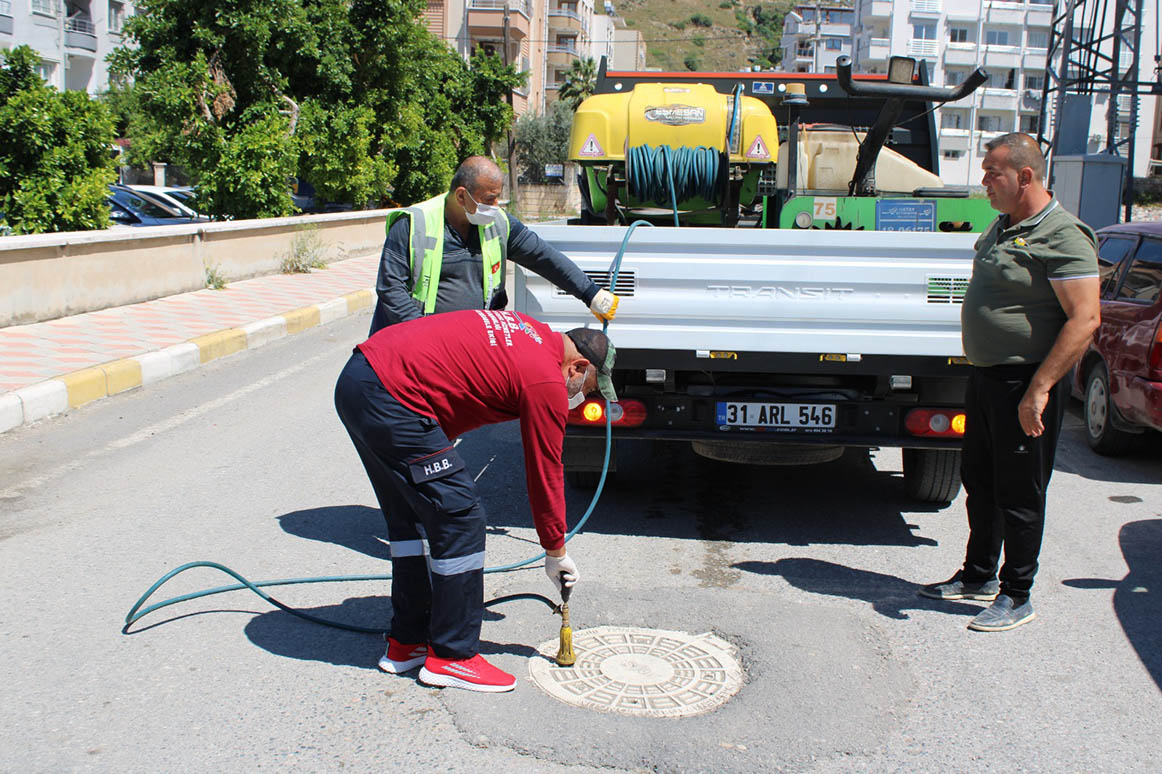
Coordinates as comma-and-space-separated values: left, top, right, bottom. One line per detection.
123, 220, 655, 634
625, 144, 721, 226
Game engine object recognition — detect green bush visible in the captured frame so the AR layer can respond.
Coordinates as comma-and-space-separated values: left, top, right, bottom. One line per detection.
690, 13, 713, 27
692, 35, 706, 47
683, 54, 701, 71
0, 46, 117, 234
719, 1, 734, 8
671, 20, 687, 30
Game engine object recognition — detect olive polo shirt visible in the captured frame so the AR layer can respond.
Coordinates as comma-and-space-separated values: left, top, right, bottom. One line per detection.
961, 198, 1098, 367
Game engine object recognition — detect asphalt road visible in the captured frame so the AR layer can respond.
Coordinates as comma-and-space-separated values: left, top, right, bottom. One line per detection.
1, 311, 1160, 773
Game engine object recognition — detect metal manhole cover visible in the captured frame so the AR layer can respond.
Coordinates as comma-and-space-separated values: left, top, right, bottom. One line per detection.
528, 626, 743, 718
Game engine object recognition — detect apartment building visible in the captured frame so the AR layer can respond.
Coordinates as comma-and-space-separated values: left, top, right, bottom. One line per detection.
1, 0, 134, 93
781, 3, 856, 73
421, 0, 636, 115
850, 0, 1161, 183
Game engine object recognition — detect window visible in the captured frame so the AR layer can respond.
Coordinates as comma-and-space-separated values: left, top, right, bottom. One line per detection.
797, 42, 814, 57
978, 114, 1002, 132
913, 23, 936, 40
108, 0, 124, 32
1025, 73, 1045, 91
827, 10, 854, 24
1027, 30, 1048, 49
1019, 114, 1040, 134
826, 37, 843, 51
801, 7, 816, 21
941, 110, 965, 129
34, 59, 56, 83
985, 29, 1010, 46
943, 150, 964, 160
31, 0, 56, 15
949, 27, 969, 43
556, 35, 577, 50
986, 69, 1016, 89
1029, 0, 1053, 5
1097, 237, 1137, 297
945, 69, 967, 86
1116, 238, 1162, 303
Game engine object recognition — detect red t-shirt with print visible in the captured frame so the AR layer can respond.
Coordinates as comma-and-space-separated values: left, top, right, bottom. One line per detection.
357, 309, 569, 550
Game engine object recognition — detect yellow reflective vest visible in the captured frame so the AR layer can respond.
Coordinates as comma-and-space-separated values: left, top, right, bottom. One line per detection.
383, 194, 510, 314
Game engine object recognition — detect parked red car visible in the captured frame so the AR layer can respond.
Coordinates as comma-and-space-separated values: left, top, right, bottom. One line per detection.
1072, 221, 1162, 454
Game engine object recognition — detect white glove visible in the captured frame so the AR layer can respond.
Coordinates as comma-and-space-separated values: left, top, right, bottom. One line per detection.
589, 289, 620, 322
545, 553, 580, 593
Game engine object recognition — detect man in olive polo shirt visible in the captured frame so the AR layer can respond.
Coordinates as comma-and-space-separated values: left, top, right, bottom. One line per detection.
920, 133, 1100, 631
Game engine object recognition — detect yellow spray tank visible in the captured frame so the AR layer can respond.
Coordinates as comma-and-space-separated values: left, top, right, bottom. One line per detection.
568, 83, 779, 226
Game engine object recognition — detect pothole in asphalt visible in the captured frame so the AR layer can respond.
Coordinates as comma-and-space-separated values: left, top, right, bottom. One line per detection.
527, 625, 743, 718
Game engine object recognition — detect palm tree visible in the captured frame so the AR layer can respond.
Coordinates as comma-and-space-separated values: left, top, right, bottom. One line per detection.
558, 57, 598, 110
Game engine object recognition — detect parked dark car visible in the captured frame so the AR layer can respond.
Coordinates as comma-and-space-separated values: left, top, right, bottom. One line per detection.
1071, 220, 1162, 453
107, 186, 204, 227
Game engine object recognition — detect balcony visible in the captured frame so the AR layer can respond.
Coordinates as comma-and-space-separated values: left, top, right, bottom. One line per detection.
548, 7, 584, 33
1023, 50, 1048, 69
1026, 4, 1052, 26
982, 45, 1021, 69
865, 36, 890, 61
468, 0, 530, 43
983, 1, 1024, 25
1021, 89, 1043, 109
944, 43, 978, 66
0, 0, 12, 36
938, 127, 970, 152
980, 87, 1019, 111
65, 17, 98, 52
906, 39, 939, 58
910, 0, 941, 16
860, 0, 893, 21
546, 46, 581, 66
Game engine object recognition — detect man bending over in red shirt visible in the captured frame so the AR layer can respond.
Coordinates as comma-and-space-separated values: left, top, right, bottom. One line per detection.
334, 309, 616, 692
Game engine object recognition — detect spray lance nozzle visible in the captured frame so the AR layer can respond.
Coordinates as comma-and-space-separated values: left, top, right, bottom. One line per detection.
554, 573, 576, 667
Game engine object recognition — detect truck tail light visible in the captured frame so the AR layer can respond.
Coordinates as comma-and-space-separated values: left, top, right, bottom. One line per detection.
905, 408, 966, 438
568, 399, 647, 428
1148, 320, 1162, 381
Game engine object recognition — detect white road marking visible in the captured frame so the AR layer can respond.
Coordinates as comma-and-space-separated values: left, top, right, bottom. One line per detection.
473, 454, 498, 483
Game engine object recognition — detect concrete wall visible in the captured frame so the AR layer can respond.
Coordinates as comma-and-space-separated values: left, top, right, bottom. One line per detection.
0, 210, 389, 328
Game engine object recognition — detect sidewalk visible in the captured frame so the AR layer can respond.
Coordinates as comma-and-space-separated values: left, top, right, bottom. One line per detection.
0, 253, 380, 433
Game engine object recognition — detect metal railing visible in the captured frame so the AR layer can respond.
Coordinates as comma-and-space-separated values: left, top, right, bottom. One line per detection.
468, 0, 531, 14
0, 0, 13, 16
65, 16, 96, 34
907, 39, 939, 57
869, 36, 889, 48
910, 0, 941, 12
546, 45, 579, 56
31, 0, 57, 15
548, 8, 581, 21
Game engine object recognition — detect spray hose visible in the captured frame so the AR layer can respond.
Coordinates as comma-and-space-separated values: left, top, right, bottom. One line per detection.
123, 220, 655, 635
626, 144, 721, 226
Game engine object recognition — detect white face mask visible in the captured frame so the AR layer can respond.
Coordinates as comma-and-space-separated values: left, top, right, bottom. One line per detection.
566, 368, 590, 410
464, 191, 500, 226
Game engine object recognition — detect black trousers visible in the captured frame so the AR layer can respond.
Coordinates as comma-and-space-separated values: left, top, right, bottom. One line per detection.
334, 351, 487, 659
960, 363, 1068, 602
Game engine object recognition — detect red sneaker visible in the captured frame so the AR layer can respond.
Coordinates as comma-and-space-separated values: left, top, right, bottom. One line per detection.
418, 653, 516, 693
378, 638, 428, 673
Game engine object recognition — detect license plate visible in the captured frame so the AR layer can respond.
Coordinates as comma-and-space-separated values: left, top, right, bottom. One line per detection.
715, 401, 836, 430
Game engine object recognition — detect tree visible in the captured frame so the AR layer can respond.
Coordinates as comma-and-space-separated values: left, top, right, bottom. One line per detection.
109, 0, 523, 218
513, 100, 573, 183
558, 57, 598, 111
0, 46, 117, 234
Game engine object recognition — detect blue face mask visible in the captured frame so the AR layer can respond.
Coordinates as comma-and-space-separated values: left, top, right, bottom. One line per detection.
464, 191, 500, 225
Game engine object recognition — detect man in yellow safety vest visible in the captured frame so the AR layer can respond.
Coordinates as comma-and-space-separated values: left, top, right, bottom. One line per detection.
370, 156, 619, 333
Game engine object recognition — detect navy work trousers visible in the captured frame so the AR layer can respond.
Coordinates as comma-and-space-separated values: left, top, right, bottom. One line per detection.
334, 351, 487, 660
960, 363, 1068, 602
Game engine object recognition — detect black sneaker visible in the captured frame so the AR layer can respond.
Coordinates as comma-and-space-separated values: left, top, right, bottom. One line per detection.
918, 574, 1000, 601
967, 595, 1036, 632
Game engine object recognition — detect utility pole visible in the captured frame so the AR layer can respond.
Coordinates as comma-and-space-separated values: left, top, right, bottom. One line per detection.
503, 3, 518, 206
813, 0, 822, 73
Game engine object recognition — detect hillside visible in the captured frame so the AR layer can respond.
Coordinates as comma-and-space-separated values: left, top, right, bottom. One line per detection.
615, 0, 794, 73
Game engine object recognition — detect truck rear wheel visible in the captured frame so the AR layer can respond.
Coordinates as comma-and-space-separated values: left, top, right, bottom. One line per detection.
902, 448, 962, 504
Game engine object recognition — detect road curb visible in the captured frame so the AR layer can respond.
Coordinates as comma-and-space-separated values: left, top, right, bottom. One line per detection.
0, 288, 374, 435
